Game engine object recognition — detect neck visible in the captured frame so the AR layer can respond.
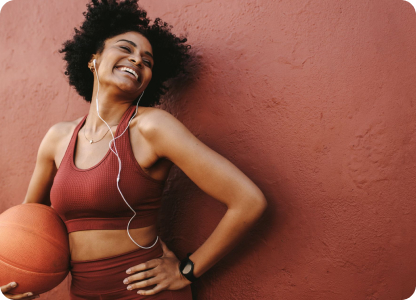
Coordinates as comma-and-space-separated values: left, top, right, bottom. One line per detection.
86, 73, 141, 133
86, 97, 132, 134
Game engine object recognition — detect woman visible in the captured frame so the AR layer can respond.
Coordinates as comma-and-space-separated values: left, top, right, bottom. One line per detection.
0, 0, 267, 299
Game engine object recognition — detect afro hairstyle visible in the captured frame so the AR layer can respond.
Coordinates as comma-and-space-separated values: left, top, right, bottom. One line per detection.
58, 0, 191, 107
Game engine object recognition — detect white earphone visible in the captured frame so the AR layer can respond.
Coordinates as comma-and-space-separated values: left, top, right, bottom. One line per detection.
92, 59, 158, 249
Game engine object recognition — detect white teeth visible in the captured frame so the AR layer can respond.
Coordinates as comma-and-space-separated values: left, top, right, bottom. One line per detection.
119, 67, 138, 80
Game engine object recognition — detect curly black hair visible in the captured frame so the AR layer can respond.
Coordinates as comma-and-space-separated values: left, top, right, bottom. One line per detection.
58, 0, 191, 107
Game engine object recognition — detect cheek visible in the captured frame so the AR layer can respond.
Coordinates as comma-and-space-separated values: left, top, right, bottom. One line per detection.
97, 62, 112, 79
145, 70, 153, 82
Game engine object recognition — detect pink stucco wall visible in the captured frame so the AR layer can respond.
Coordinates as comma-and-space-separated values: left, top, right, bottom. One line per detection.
1, 0, 416, 299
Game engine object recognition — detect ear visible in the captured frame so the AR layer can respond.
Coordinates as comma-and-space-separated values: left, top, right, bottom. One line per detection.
88, 54, 97, 69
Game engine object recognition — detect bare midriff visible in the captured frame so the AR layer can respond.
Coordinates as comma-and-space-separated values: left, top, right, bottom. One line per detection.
69, 225, 158, 261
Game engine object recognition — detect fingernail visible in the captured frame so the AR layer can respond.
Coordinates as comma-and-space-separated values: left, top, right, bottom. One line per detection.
126, 269, 131, 274
123, 279, 129, 284
27, 292, 33, 296
10, 282, 16, 287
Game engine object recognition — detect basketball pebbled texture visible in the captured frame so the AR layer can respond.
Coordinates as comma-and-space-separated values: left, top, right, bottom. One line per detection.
0, 203, 70, 295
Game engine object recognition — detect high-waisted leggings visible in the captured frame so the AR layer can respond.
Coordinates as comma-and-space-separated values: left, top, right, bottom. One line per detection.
69, 239, 193, 300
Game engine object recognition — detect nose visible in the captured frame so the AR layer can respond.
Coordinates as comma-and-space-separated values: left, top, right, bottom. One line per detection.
129, 56, 143, 69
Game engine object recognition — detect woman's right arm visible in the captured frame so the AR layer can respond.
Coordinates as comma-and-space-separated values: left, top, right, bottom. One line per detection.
4, 126, 60, 299
22, 124, 61, 206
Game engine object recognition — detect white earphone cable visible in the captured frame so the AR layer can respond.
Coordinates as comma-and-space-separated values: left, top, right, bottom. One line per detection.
92, 59, 158, 249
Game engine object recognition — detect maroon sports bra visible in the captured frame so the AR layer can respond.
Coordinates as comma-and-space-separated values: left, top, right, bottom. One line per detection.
50, 105, 166, 233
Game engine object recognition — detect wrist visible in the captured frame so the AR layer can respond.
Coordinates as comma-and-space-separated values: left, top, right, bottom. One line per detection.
178, 253, 199, 283
188, 253, 202, 277
178, 267, 193, 285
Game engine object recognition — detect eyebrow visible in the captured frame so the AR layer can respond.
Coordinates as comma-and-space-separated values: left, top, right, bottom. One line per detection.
116, 39, 153, 59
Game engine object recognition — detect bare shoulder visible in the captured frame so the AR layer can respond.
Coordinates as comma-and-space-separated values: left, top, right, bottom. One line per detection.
134, 106, 191, 161
39, 117, 83, 161
45, 117, 83, 142
135, 106, 184, 137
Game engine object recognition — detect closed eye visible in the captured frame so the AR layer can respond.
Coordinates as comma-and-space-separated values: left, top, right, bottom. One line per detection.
120, 46, 131, 52
120, 46, 152, 68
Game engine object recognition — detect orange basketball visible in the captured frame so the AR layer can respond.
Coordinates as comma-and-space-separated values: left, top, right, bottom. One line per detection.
0, 203, 70, 295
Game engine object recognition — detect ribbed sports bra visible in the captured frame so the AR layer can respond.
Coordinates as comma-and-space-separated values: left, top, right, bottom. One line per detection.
50, 105, 166, 233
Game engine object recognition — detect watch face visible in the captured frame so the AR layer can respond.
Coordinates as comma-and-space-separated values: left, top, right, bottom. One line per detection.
182, 262, 192, 274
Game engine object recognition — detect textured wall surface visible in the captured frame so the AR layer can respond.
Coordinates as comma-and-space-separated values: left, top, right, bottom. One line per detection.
1, 0, 416, 299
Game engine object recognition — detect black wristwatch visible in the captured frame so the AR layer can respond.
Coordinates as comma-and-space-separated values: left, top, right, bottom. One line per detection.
179, 253, 198, 282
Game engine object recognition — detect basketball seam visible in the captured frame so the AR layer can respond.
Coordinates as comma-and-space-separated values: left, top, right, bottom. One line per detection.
0, 223, 68, 253
0, 224, 69, 272
0, 258, 68, 276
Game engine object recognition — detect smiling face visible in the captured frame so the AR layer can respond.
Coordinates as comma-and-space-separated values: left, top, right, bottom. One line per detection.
89, 31, 154, 102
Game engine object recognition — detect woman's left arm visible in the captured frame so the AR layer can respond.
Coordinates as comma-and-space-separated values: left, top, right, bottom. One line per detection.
124, 109, 267, 295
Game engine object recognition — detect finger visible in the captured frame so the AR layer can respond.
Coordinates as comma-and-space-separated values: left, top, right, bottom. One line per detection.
3, 291, 36, 299
14, 292, 35, 299
20, 294, 40, 300
159, 240, 171, 254
125, 269, 157, 285
126, 258, 161, 274
1, 282, 19, 293
127, 276, 159, 291
137, 283, 166, 296
159, 240, 175, 258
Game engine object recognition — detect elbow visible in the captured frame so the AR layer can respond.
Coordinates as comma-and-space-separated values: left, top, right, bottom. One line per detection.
256, 194, 268, 217
228, 191, 268, 221
243, 193, 268, 221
